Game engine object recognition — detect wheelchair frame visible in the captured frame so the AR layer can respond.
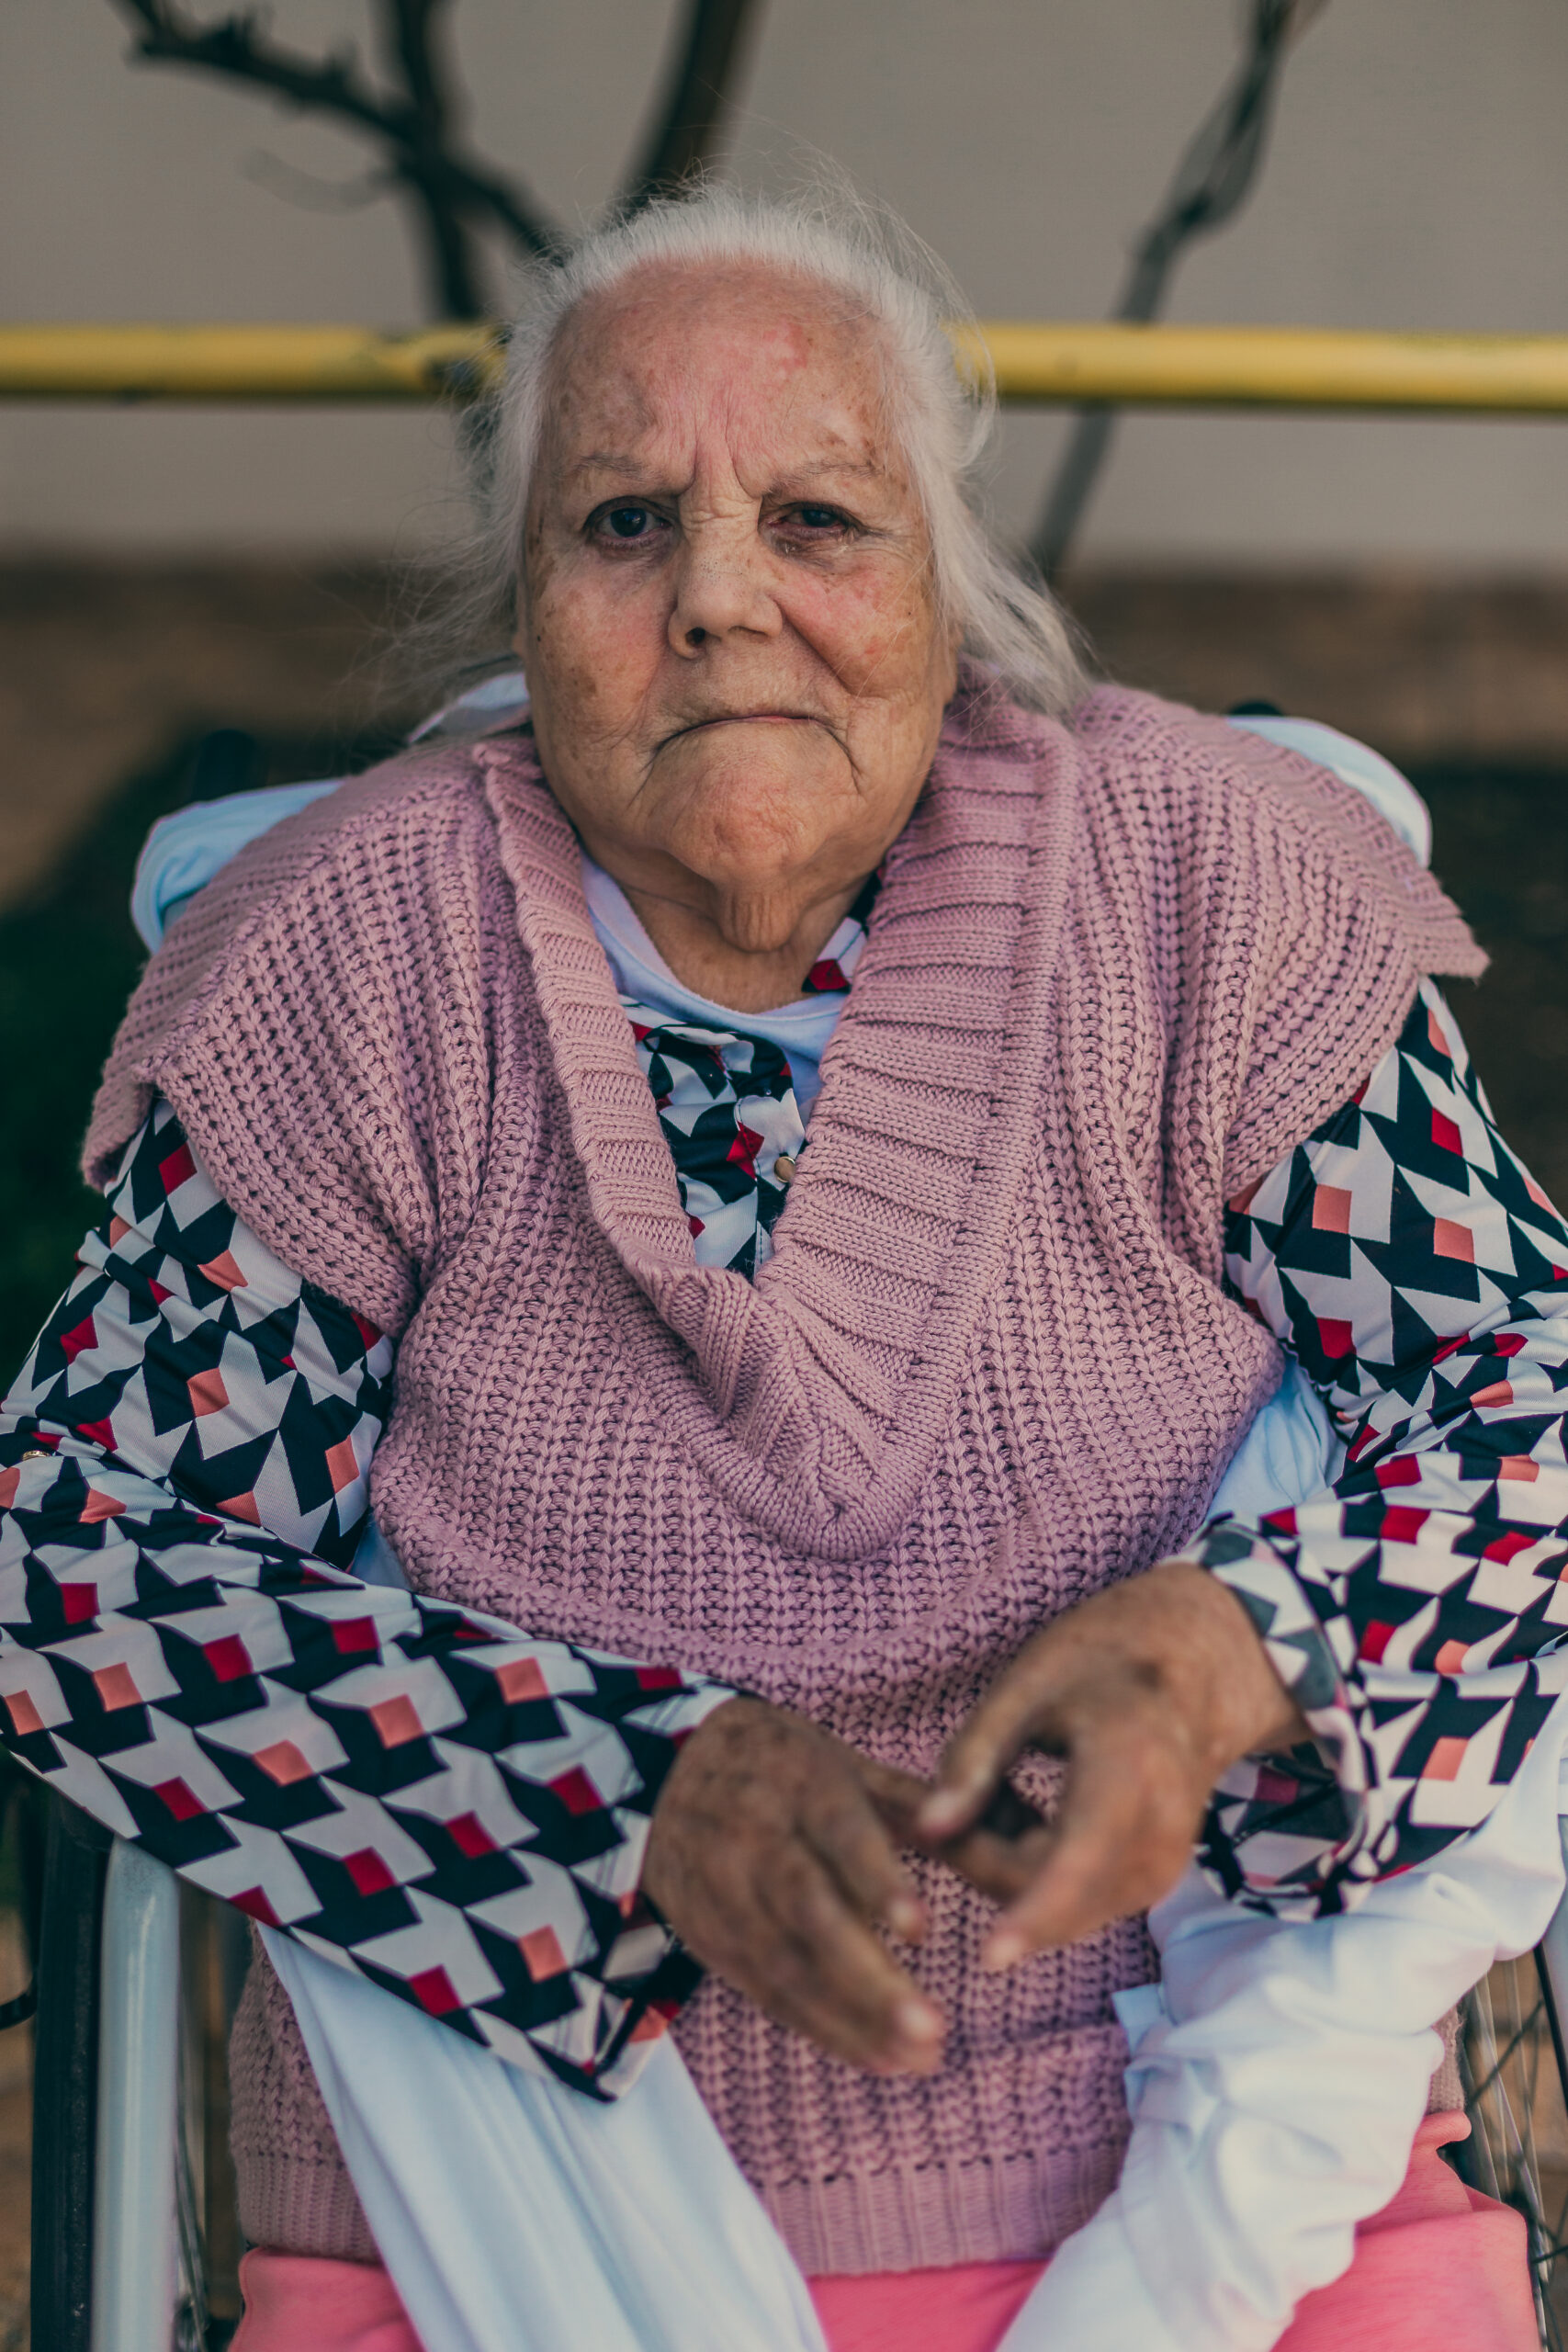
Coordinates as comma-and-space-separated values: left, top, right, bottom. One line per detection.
13, 1785, 1568, 2352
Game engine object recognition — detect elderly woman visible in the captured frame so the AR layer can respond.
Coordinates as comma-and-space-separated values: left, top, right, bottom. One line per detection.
4, 189, 1563, 2352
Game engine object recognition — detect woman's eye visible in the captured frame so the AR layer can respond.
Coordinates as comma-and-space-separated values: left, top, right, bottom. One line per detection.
592, 503, 660, 542
773, 503, 858, 546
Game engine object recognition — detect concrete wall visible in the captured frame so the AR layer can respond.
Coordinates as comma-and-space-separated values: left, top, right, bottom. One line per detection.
5, 0, 1567, 560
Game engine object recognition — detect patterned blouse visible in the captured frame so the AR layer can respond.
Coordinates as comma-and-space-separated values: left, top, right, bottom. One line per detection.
4, 882, 1567, 2092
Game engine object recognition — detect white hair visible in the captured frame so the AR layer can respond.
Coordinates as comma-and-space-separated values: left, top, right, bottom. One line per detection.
432, 181, 1088, 717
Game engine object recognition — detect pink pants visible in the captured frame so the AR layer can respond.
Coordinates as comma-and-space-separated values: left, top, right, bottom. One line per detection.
231, 2113, 1539, 2352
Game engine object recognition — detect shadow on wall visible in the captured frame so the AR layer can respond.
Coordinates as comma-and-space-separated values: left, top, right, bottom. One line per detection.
1, 734, 1567, 1379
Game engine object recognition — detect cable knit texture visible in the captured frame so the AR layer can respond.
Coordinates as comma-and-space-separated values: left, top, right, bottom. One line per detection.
86, 674, 1483, 2275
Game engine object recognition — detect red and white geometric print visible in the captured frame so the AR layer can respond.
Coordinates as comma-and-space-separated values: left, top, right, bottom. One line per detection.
6, 1100, 392, 1566
626, 1005, 807, 1278
0, 1110, 732, 2097
617, 870, 871, 1278
1190, 980, 1568, 1915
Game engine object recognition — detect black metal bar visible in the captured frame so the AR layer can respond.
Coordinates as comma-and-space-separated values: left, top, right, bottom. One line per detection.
1031, 0, 1315, 579
1450, 1996, 1498, 2197
621, 0, 766, 208
32, 1797, 112, 2352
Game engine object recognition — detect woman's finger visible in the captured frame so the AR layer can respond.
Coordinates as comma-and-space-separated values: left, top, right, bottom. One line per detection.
982, 1724, 1203, 1963
750, 1851, 945, 2071
940, 1818, 1057, 1907
852, 1753, 934, 1844
853, 1750, 1050, 1905
917, 1643, 1062, 1840
802, 1770, 928, 1942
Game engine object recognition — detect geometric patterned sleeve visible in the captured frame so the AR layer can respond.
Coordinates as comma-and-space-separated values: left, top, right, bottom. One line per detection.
0, 1102, 734, 2098
1183, 979, 1568, 1917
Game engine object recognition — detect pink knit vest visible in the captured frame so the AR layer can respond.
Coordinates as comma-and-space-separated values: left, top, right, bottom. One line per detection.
87, 678, 1483, 2276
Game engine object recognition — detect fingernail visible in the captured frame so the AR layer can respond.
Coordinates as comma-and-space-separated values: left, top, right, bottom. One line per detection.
919, 1791, 970, 1837
983, 1931, 1024, 1973
896, 1998, 942, 2044
888, 1895, 924, 1940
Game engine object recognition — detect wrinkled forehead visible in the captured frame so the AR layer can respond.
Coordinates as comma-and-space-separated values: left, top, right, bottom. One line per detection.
536, 258, 902, 496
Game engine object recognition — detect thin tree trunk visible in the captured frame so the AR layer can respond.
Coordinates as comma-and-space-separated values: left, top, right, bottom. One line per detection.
623, 0, 764, 209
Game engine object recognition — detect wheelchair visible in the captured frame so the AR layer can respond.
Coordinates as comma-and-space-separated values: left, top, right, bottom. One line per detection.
9, 1777, 248, 2352
1457, 1915, 1568, 2345
6, 1764, 1568, 2352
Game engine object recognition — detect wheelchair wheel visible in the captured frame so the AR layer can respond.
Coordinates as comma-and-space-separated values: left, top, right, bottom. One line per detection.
1457, 1956, 1568, 2349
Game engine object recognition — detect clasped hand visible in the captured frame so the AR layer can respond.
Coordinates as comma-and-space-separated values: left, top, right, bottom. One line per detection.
641, 1561, 1308, 2075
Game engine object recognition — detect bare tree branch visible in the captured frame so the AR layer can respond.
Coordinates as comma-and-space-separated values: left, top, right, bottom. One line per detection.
107, 0, 770, 317
623, 0, 764, 209
374, 0, 489, 317
108, 0, 564, 315
1031, 0, 1327, 579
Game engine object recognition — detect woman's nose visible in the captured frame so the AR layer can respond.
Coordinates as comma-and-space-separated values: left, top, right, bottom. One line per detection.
668, 521, 782, 656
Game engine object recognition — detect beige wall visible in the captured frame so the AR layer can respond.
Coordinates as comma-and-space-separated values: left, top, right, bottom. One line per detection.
5, 0, 1568, 560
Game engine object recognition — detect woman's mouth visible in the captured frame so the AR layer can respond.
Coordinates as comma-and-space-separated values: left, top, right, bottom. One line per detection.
685, 710, 818, 730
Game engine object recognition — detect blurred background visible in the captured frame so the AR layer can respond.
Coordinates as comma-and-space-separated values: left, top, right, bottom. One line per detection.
4, 2, 1568, 2343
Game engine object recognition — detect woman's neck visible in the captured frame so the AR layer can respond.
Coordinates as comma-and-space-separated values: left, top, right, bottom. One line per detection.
615, 875, 861, 1012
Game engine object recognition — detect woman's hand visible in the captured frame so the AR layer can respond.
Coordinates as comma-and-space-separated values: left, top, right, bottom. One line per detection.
642, 1696, 1042, 2074
915, 1561, 1310, 1968
642, 1697, 941, 2072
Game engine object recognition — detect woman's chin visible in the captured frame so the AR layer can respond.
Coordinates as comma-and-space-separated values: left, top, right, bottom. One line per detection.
654, 752, 858, 886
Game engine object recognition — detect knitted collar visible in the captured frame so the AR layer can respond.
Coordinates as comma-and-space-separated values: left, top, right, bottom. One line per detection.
478, 679, 1081, 1554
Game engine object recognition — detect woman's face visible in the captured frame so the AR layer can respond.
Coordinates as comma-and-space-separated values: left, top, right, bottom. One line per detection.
517, 262, 960, 956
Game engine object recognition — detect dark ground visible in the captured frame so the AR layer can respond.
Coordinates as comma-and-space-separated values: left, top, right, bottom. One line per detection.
0, 724, 399, 1375
1421, 765, 1568, 1191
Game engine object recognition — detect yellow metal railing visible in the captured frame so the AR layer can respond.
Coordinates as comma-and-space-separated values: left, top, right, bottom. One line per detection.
5, 321, 1568, 413
967, 323, 1568, 415
0, 323, 499, 404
